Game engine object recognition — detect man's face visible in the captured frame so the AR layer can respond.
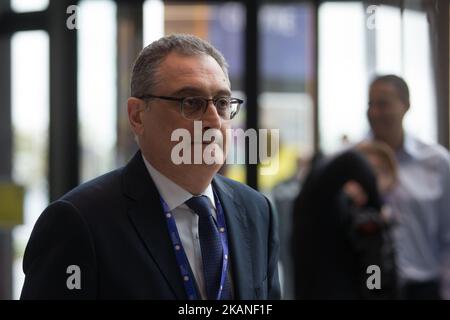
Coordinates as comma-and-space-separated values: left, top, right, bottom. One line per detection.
137, 52, 231, 168
367, 81, 408, 141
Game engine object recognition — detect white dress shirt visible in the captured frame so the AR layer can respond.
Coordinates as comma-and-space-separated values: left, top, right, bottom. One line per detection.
390, 135, 450, 284
367, 133, 450, 297
142, 155, 220, 299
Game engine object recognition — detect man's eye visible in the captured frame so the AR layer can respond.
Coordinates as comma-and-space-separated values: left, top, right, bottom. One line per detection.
185, 98, 204, 108
215, 98, 230, 109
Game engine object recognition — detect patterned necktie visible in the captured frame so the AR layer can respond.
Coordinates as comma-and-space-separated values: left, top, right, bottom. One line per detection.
185, 195, 232, 300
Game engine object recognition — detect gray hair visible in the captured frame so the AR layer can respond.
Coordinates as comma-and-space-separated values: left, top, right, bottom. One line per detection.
130, 34, 229, 98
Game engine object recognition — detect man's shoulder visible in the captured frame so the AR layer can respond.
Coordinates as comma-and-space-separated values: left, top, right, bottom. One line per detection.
409, 135, 450, 163
214, 174, 270, 207
60, 167, 125, 208
215, 174, 263, 195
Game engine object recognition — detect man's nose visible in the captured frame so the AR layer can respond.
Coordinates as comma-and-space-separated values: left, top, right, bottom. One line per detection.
202, 101, 222, 130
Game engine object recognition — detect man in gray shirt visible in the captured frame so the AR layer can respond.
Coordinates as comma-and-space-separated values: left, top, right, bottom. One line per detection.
367, 74, 450, 299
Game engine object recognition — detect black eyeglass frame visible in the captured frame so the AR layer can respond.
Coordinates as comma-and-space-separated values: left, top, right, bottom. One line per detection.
137, 94, 244, 120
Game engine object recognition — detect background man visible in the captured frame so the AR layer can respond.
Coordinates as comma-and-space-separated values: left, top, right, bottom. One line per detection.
367, 74, 450, 299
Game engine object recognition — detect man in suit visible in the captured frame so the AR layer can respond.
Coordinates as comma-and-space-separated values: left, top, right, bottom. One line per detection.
21, 34, 280, 300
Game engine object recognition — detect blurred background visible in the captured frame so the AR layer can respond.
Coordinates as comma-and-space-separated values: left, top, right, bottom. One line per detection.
0, 0, 448, 299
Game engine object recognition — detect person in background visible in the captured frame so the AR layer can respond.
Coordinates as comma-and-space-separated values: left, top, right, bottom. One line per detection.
353, 141, 398, 224
367, 74, 450, 299
271, 153, 318, 299
292, 147, 398, 299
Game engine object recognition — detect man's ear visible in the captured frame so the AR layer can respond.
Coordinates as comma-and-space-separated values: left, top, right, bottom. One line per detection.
127, 97, 146, 136
401, 101, 410, 117
405, 101, 410, 112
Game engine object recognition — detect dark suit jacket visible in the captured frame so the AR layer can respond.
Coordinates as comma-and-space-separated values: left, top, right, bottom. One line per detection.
20, 151, 281, 300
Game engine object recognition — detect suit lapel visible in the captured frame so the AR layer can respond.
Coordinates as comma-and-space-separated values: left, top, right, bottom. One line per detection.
122, 152, 186, 299
213, 176, 254, 299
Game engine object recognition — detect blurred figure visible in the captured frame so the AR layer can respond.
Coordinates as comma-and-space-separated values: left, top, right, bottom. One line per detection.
271, 153, 318, 299
292, 148, 398, 299
355, 142, 397, 203
367, 74, 450, 299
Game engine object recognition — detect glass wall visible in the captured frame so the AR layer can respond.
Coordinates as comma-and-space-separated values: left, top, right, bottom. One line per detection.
401, 8, 436, 143
11, 30, 49, 299
143, 0, 164, 45
319, 2, 438, 154
259, 3, 315, 193
78, 0, 117, 182
319, 2, 368, 153
11, 0, 48, 13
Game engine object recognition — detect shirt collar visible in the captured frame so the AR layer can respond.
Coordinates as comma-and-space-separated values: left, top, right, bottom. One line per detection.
366, 131, 421, 160
142, 154, 216, 211
401, 132, 421, 159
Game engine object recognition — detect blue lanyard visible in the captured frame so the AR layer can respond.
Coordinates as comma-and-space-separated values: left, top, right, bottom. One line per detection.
160, 190, 230, 300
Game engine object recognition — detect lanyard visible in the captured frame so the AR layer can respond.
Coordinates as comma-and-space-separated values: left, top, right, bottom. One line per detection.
160, 190, 230, 300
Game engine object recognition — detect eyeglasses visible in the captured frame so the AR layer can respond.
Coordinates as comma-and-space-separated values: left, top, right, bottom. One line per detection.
137, 94, 243, 120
